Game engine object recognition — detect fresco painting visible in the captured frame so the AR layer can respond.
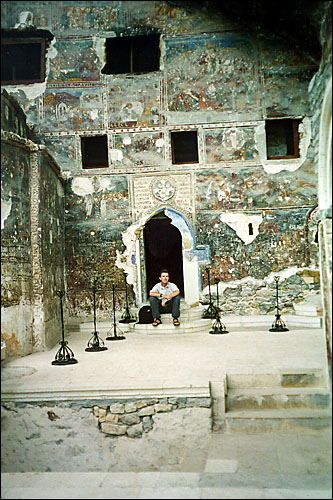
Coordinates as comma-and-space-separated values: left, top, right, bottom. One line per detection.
205, 127, 259, 163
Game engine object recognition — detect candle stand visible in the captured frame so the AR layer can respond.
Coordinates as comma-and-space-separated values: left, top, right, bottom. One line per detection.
52, 291, 78, 365
85, 279, 108, 351
106, 282, 126, 341
209, 279, 229, 334
202, 267, 220, 319
119, 273, 136, 324
269, 276, 289, 332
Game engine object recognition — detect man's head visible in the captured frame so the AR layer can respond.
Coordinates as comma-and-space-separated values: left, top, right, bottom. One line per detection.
159, 269, 169, 286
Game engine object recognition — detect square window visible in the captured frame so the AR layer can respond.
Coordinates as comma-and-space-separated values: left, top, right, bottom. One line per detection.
171, 131, 199, 164
265, 119, 301, 159
1, 39, 46, 84
102, 34, 160, 75
81, 136, 109, 169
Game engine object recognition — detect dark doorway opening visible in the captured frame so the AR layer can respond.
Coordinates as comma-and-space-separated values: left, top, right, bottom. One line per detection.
144, 212, 184, 299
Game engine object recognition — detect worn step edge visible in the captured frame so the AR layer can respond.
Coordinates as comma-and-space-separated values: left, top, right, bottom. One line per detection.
1, 384, 211, 403
224, 408, 332, 418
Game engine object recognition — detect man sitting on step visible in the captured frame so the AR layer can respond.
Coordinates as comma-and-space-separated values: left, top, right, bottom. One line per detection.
149, 269, 180, 327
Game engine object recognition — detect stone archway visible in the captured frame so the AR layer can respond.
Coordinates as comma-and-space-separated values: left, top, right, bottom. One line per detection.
318, 76, 332, 362
115, 207, 210, 306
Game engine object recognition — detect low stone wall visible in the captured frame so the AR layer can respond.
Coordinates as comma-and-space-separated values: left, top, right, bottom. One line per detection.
94, 397, 211, 438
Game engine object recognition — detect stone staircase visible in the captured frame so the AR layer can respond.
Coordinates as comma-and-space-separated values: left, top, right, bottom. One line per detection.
211, 369, 332, 433
131, 303, 213, 334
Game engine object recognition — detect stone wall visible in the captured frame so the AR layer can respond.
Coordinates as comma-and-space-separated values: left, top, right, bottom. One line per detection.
1, 399, 212, 472
1, 1, 327, 320
1, 92, 66, 357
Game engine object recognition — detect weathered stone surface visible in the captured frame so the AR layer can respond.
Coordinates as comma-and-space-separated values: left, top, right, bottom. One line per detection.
137, 406, 155, 417
154, 403, 173, 412
142, 416, 153, 433
119, 413, 141, 425
100, 423, 127, 435
126, 423, 143, 438
105, 413, 119, 423
109, 403, 125, 414
136, 400, 148, 409
124, 402, 137, 413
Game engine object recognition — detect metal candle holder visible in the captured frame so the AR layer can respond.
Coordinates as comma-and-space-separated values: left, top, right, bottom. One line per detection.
85, 279, 108, 351
106, 282, 126, 341
52, 290, 78, 365
202, 267, 220, 319
209, 279, 229, 334
119, 273, 136, 324
269, 276, 289, 332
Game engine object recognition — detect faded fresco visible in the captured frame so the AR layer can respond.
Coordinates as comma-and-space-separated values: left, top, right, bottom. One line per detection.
165, 33, 261, 123
1, 143, 32, 307
205, 127, 259, 163
41, 88, 103, 132
38, 135, 77, 170
197, 208, 310, 282
113, 132, 164, 167
195, 164, 317, 211
263, 69, 315, 116
57, 2, 120, 32
65, 174, 129, 222
108, 76, 161, 128
48, 39, 101, 83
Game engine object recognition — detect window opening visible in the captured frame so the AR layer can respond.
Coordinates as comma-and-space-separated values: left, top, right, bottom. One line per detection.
265, 119, 301, 159
248, 223, 253, 235
1, 38, 46, 84
102, 34, 160, 75
171, 130, 199, 164
81, 135, 109, 169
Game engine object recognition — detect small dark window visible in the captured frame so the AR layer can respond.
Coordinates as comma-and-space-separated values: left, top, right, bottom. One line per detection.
248, 223, 253, 235
171, 131, 199, 164
81, 135, 108, 169
1, 39, 46, 84
265, 119, 301, 159
102, 34, 160, 75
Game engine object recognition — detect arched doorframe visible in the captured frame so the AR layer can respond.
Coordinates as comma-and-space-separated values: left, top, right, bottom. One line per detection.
317, 75, 332, 362
115, 207, 210, 306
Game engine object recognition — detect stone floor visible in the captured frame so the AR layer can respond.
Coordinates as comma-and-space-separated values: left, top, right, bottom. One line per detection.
1, 318, 332, 499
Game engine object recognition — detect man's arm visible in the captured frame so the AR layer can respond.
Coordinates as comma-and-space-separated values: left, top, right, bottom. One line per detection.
161, 289, 180, 300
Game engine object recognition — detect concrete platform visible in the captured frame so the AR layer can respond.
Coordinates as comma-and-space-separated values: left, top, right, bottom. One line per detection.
1, 319, 332, 499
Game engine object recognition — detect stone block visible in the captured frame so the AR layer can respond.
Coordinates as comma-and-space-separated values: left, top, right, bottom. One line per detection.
137, 406, 155, 416
154, 403, 173, 412
119, 413, 140, 425
142, 416, 153, 432
105, 413, 119, 423
124, 402, 137, 413
100, 423, 127, 435
126, 423, 143, 438
109, 403, 125, 413
136, 400, 148, 409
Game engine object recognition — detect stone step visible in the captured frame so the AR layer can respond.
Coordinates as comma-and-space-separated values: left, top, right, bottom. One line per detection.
226, 369, 329, 389
218, 314, 322, 328
216, 408, 332, 433
226, 387, 332, 411
132, 318, 213, 334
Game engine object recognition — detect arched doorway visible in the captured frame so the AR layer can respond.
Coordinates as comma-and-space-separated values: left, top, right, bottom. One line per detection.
143, 212, 184, 298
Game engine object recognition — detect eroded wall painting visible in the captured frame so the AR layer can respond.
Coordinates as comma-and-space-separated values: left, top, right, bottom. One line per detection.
165, 33, 261, 123
205, 126, 259, 163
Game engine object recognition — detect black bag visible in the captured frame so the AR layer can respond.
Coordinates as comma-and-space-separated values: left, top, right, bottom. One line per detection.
138, 305, 153, 324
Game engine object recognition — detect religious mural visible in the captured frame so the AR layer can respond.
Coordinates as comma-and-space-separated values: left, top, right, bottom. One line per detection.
205, 126, 259, 163
165, 33, 261, 123
38, 135, 77, 170
107, 76, 161, 128
48, 39, 101, 83
41, 88, 103, 131
65, 174, 129, 222
113, 132, 164, 167
195, 164, 317, 211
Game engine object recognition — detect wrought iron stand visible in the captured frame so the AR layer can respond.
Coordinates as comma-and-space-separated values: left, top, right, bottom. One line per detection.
119, 273, 136, 324
52, 290, 78, 365
209, 279, 229, 334
85, 279, 108, 351
106, 282, 126, 341
269, 276, 289, 332
202, 267, 220, 319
